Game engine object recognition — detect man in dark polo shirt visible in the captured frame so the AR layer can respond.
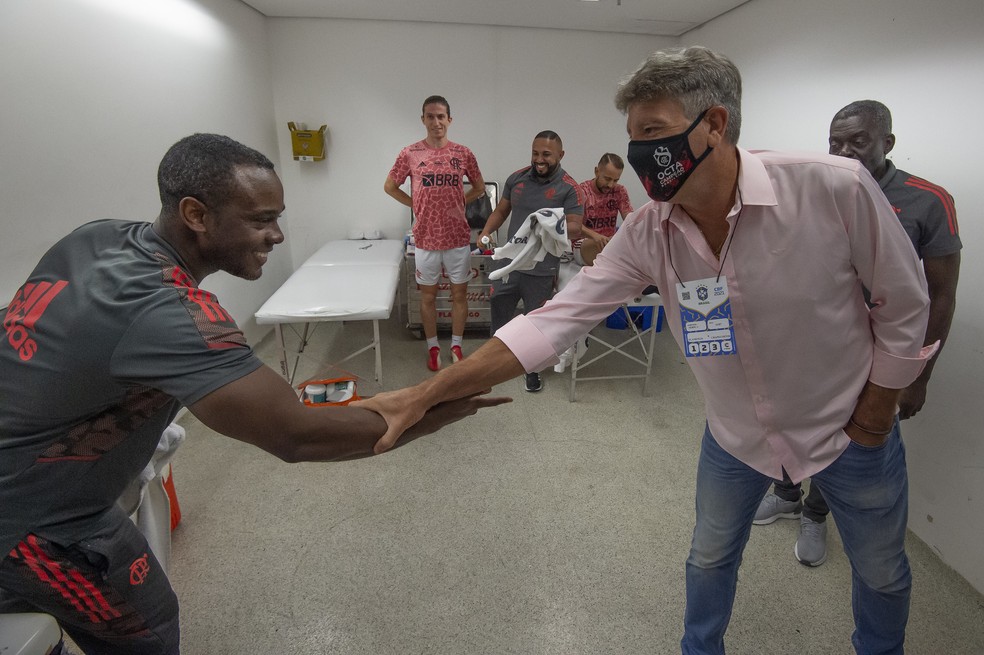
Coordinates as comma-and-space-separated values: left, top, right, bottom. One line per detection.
477, 130, 584, 392
754, 99, 961, 567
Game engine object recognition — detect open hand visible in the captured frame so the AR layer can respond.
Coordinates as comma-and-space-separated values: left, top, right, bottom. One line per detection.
353, 388, 511, 454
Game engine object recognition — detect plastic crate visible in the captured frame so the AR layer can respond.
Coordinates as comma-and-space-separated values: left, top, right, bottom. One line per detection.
297, 377, 360, 406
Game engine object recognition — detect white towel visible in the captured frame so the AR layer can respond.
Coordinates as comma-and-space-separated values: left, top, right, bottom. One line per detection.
138, 422, 186, 484
489, 208, 570, 282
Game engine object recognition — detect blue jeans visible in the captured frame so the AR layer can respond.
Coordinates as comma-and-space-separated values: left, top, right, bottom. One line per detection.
682, 421, 909, 655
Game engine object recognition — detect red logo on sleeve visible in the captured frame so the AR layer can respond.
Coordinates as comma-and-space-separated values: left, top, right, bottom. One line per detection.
163, 263, 247, 349
3, 280, 69, 361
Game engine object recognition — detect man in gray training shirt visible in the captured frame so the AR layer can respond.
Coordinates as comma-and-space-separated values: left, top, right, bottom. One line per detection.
477, 130, 584, 392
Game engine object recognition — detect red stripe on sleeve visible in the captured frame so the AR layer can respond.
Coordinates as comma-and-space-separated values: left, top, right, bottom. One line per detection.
904, 177, 958, 235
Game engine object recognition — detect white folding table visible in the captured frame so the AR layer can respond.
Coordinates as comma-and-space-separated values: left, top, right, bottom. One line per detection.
254, 239, 404, 384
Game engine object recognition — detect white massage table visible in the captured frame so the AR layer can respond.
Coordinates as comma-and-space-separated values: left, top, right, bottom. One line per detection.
255, 239, 404, 384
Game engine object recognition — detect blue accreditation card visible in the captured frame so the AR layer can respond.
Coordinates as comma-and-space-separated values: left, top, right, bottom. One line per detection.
675, 276, 737, 357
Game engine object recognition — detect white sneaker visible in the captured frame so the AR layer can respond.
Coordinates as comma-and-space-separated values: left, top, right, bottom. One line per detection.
554, 348, 572, 373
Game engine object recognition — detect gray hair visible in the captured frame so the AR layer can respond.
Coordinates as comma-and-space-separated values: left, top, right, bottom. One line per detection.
615, 46, 742, 145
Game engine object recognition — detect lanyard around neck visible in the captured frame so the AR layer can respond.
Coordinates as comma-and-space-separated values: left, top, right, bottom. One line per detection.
667, 186, 745, 287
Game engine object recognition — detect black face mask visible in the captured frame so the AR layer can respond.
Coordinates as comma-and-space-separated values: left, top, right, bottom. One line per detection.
627, 109, 712, 202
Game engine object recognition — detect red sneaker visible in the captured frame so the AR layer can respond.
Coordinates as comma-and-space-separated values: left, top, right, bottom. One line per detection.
427, 346, 441, 371
450, 345, 464, 364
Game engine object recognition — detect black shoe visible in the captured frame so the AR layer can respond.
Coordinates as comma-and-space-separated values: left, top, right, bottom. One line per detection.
525, 372, 543, 392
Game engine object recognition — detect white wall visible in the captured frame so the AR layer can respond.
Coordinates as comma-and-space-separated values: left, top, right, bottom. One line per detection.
0, 0, 291, 342
266, 18, 672, 267
687, 0, 984, 592
2, 0, 981, 594
266, 7, 984, 590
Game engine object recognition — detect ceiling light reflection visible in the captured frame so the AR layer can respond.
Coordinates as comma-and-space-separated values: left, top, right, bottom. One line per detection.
76, 0, 226, 45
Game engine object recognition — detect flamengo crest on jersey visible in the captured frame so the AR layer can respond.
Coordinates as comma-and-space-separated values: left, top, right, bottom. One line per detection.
389, 140, 482, 251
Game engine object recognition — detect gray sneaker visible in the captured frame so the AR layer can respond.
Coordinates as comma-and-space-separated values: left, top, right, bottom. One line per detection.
752, 491, 803, 525
794, 515, 828, 566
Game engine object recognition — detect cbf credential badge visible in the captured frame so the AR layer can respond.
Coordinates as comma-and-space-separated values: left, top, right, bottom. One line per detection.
675, 276, 737, 357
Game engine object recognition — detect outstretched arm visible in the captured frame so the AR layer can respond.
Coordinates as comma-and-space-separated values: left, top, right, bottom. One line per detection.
354, 337, 525, 454
189, 364, 510, 461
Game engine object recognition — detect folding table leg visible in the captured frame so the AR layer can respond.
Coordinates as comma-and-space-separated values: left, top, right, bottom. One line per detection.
285, 323, 313, 385
567, 303, 662, 401
275, 323, 288, 379
373, 319, 382, 383
643, 321, 658, 397
569, 339, 580, 402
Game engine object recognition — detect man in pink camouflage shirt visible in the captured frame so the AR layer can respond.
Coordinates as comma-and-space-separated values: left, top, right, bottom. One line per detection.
573, 153, 635, 266
385, 95, 486, 371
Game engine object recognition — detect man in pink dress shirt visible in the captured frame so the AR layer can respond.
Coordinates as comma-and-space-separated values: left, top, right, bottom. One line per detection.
358, 47, 934, 654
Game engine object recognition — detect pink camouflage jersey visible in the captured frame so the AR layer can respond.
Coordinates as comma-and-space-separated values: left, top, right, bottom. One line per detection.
572, 179, 634, 250
388, 140, 483, 251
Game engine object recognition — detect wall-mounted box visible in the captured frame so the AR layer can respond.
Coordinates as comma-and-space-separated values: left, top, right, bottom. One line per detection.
287, 121, 326, 161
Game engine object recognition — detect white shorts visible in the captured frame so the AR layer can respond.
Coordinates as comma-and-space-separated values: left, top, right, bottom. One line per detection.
414, 246, 473, 286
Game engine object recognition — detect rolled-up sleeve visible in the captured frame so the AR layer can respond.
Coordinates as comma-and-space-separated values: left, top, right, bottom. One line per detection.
870, 343, 939, 388
494, 315, 558, 373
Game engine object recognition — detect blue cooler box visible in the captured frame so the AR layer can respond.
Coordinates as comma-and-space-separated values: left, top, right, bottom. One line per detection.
606, 306, 655, 330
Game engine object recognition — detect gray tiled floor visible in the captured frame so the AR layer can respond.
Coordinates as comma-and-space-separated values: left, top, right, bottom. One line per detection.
168, 314, 984, 654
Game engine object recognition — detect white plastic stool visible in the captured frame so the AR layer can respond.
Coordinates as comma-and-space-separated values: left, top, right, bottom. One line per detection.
0, 613, 63, 654
117, 423, 185, 573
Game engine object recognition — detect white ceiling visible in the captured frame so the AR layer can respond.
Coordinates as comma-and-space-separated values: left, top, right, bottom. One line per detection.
238, 0, 750, 37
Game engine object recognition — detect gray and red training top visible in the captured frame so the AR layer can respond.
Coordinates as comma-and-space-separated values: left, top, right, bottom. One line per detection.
0, 220, 262, 554
878, 160, 961, 258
